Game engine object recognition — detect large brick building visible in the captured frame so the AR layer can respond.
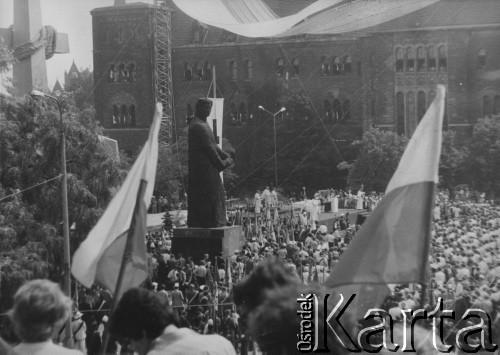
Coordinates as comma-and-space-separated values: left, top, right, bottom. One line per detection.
92, 0, 500, 190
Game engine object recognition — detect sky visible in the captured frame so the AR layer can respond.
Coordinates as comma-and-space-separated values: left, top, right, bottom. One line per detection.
0, 0, 154, 89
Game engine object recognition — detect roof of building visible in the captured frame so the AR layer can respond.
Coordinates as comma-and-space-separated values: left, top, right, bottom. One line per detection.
91, 1, 155, 14
365, 0, 500, 33
68, 60, 79, 75
52, 79, 63, 92
171, 0, 500, 47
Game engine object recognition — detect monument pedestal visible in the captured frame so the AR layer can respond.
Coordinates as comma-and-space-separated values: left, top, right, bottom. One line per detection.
172, 225, 244, 261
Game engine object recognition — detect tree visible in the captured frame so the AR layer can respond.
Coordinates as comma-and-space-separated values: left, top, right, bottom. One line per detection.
340, 128, 408, 192
465, 116, 500, 200
0, 91, 125, 311
64, 67, 94, 110
439, 130, 468, 189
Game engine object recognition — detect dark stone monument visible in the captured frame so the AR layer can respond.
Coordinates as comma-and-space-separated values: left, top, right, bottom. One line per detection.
187, 98, 232, 228
173, 98, 243, 260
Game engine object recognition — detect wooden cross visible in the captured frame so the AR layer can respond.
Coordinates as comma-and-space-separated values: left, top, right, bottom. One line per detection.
0, 0, 69, 96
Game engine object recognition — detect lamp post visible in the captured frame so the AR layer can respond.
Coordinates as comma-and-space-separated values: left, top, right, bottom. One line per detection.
31, 90, 72, 346
258, 105, 286, 189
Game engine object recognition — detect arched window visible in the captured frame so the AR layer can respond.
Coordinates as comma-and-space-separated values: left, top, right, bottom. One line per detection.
483, 95, 491, 116
120, 104, 127, 126
108, 64, 115, 82
429, 90, 436, 104
127, 63, 136, 82
320, 56, 329, 76
438, 46, 447, 71
494, 95, 500, 115
112, 105, 119, 126
407, 92, 415, 133
332, 57, 341, 75
276, 58, 284, 77
292, 58, 300, 76
191, 21, 202, 43
324, 99, 332, 119
195, 62, 203, 80
239, 103, 247, 122
417, 47, 426, 72
332, 99, 342, 120
395, 48, 404, 72
406, 47, 415, 72
183, 63, 192, 81
230, 103, 237, 124
230, 60, 238, 80
186, 103, 194, 123
245, 60, 253, 80
203, 61, 212, 80
427, 46, 437, 71
130, 105, 136, 127
396, 92, 405, 136
478, 49, 487, 68
118, 63, 127, 82
343, 56, 352, 74
343, 100, 351, 120
117, 27, 125, 44
417, 91, 426, 123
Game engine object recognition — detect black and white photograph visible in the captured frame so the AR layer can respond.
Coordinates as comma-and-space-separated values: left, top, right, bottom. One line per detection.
1, 0, 500, 354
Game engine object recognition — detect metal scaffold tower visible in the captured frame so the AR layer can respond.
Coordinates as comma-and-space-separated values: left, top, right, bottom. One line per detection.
153, 0, 174, 146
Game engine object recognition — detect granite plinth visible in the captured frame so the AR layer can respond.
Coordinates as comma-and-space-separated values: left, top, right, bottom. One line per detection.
172, 225, 244, 261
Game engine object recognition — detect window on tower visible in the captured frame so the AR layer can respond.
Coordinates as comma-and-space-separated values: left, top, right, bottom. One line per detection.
292, 58, 300, 76
438, 46, 447, 71
343, 56, 352, 74
127, 63, 136, 82
331, 57, 341, 75
320, 56, 330, 76
276, 58, 284, 78
184, 63, 192, 81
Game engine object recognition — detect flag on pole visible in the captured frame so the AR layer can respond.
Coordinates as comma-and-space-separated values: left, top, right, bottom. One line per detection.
71, 103, 163, 294
325, 85, 446, 320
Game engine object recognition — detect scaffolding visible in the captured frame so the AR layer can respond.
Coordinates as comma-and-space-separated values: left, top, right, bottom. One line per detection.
153, 0, 174, 146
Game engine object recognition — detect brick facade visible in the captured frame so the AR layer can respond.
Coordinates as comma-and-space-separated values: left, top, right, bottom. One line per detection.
92, 1, 500, 188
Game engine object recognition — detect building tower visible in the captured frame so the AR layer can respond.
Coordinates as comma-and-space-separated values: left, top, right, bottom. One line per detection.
91, 1, 173, 154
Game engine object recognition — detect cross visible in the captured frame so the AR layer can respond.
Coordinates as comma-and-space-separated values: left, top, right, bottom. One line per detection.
0, 0, 69, 96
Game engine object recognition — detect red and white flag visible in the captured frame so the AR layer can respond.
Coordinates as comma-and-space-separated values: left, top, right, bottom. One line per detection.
325, 85, 446, 319
71, 104, 163, 294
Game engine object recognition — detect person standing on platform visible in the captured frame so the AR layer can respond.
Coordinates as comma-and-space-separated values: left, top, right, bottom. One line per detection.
261, 186, 272, 222
254, 189, 262, 218
270, 187, 278, 222
356, 184, 365, 210
333, 190, 339, 213
311, 193, 321, 229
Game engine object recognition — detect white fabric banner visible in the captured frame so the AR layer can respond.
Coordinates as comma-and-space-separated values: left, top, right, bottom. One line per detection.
172, 0, 439, 38
207, 98, 224, 181
207, 98, 224, 149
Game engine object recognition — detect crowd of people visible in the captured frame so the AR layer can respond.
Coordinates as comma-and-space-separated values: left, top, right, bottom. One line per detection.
1, 187, 499, 354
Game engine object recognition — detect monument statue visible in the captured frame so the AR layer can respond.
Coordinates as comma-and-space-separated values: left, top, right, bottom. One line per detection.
188, 98, 233, 228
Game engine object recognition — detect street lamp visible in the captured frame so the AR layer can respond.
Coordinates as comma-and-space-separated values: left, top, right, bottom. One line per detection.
31, 90, 72, 346
258, 105, 286, 189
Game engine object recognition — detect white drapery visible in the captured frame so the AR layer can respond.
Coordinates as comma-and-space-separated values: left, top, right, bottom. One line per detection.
172, 0, 439, 38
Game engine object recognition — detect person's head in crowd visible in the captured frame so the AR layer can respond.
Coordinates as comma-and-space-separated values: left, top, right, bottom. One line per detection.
109, 288, 176, 355
9, 279, 72, 343
233, 260, 345, 354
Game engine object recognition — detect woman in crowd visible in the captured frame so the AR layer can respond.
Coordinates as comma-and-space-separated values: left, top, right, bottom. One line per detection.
8, 279, 83, 355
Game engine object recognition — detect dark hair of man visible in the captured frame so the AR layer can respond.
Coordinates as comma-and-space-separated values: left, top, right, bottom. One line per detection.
109, 288, 177, 341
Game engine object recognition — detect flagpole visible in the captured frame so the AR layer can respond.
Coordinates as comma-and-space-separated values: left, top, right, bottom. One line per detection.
419, 182, 437, 309
100, 179, 148, 355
